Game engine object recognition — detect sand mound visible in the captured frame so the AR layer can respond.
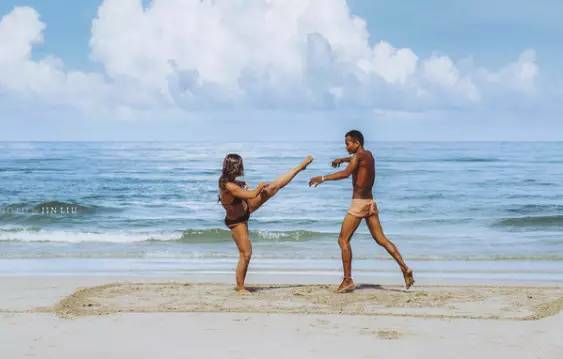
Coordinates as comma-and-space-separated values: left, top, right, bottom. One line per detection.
52, 282, 563, 320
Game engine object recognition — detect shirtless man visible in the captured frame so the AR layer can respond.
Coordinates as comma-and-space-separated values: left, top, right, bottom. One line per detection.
309, 130, 414, 293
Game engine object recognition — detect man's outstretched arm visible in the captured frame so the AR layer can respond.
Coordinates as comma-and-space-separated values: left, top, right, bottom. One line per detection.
309, 155, 358, 187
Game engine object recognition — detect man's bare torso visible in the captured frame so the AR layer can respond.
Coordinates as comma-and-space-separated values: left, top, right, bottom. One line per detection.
352, 150, 375, 199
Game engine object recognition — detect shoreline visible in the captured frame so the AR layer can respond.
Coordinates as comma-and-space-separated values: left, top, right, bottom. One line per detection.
1, 257, 562, 284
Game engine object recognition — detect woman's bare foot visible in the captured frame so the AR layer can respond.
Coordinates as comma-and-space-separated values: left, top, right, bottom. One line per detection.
300, 155, 314, 170
403, 268, 415, 290
336, 277, 356, 293
235, 287, 251, 295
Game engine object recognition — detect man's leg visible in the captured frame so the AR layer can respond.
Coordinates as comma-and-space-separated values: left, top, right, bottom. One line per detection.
336, 214, 362, 293
365, 213, 415, 289
247, 155, 313, 213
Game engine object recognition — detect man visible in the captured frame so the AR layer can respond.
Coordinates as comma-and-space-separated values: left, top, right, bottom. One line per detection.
309, 130, 414, 293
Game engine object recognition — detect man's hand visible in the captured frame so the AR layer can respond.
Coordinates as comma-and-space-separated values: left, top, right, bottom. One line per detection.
309, 176, 324, 187
331, 158, 344, 168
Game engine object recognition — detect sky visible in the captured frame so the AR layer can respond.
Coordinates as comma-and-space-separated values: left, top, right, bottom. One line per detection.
0, 0, 562, 141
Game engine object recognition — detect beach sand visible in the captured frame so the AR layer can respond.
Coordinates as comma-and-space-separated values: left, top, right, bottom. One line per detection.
51, 282, 563, 320
1, 276, 562, 358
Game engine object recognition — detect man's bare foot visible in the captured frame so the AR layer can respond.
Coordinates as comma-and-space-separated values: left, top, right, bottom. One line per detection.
403, 268, 415, 290
336, 278, 356, 293
235, 287, 251, 295
300, 155, 314, 170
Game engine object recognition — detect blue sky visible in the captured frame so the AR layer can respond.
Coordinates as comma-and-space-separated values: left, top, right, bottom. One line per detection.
350, 1, 562, 69
0, 0, 561, 141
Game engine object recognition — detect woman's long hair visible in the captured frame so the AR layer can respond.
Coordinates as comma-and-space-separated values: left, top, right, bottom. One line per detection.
218, 153, 244, 192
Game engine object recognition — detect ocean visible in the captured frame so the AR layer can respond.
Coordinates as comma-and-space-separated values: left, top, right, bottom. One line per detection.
1, 141, 562, 283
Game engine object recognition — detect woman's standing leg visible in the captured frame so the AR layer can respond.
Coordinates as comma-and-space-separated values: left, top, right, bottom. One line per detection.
230, 222, 252, 293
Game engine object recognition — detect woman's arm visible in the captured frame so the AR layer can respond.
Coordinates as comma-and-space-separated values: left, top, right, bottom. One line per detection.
225, 182, 267, 200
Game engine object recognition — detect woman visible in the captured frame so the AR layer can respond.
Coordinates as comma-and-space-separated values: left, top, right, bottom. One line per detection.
218, 153, 313, 293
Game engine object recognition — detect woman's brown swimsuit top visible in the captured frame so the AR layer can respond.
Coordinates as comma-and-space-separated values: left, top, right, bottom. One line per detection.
220, 180, 250, 227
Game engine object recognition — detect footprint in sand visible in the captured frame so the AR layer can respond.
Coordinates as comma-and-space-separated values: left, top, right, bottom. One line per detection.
376, 329, 403, 340
359, 328, 403, 340
364, 329, 403, 340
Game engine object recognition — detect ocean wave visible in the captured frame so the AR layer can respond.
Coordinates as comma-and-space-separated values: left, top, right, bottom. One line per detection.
389, 157, 500, 163
0, 200, 121, 217
0, 229, 179, 243
397, 193, 446, 200
441, 157, 500, 163
176, 228, 326, 243
0, 228, 332, 243
521, 179, 556, 186
505, 204, 563, 215
1, 248, 562, 262
493, 215, 563, 229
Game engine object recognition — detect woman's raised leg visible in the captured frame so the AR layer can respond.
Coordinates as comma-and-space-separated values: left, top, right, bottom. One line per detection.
247, 155, 313, 213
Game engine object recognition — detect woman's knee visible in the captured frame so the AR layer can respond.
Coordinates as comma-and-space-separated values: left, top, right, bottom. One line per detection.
338, 236, 349, 249
240, 248, 252, 262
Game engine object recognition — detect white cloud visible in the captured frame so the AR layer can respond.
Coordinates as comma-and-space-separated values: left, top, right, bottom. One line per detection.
0, 6, 47, 92
0, 7, 107, 110
482, 49, 538, 94
365, 41, 418, 85
0, 6, 167, 119
0, 7, 43, 64
0, 1, 543, 119
422, 55, 481, 102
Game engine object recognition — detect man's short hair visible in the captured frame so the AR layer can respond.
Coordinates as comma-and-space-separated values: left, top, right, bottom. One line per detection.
345, 130, 364, 146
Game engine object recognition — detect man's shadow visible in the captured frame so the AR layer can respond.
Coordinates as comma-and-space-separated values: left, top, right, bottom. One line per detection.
246, 284, 311, 293
246, 283, 408, 293
354, 284, 408, 293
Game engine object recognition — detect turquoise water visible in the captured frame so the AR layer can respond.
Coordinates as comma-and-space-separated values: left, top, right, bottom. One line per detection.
1, 141, 562, 282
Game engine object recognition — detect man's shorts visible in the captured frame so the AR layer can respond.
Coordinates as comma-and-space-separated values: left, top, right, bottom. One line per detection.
348, 198, 378, 218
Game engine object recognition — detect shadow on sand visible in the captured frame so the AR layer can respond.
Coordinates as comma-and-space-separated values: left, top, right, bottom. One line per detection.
246, 283, 408, 293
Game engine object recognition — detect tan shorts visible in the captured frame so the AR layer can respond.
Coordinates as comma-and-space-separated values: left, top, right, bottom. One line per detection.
347, 199, 378, 218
